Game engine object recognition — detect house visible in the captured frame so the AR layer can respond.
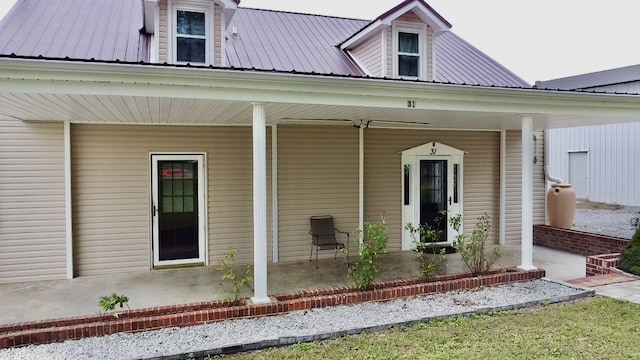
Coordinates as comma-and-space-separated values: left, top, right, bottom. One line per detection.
1, 0, 640, 304
537, 65, 640, 206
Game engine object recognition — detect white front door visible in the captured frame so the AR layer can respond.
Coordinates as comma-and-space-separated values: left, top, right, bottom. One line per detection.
151, 154, 206, 266
402, 142, 464, 250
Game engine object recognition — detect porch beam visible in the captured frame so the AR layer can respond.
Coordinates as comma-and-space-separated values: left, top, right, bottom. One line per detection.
64, 120, 74, 279
518, 116, 537, 271
252, 102, 270, 304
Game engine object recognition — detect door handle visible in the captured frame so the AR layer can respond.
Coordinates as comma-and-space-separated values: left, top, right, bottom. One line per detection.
449, 196, 452, 206
152, 205, 157, 217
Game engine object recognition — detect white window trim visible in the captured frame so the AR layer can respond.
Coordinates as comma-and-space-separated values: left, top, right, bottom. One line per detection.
392, 21, 427, 80
168, 0, 214, 65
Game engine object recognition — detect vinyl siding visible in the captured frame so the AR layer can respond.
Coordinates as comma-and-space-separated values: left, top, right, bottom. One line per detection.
277, 126, 359, 262
351, 32, 383, 77
364, 129, 500, 251
387, 12, 434, 80
72, 124, 271, 276
159, 0, 167, 63
214, 4, 222, 66
505, 130, 546, 245
0, 119, 66, 283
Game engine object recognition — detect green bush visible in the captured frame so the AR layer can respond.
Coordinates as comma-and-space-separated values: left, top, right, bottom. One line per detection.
620, 228, 640, 276
349, 216, 389, 290
405, 222, 446, 282
450, 213, 503, 276
217, 248, 253, 304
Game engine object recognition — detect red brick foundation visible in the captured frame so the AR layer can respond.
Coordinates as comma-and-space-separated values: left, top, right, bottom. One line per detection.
533, 225, 629, 256
0, 268, 545, 349
586, 253, 621, 277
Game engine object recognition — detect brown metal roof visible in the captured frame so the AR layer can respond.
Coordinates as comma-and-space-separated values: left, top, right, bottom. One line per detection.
0, 0, 148, 62
536, 64, 640, 90
0, 0, 529, 88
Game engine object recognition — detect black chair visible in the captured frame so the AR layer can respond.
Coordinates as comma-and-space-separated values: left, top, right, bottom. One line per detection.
309, 215, 350, 268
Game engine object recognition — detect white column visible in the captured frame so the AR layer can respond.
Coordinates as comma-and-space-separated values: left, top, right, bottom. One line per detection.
252, 103, 270, 304
358, 125, 364, 243
499, 130, 506, 245
518, 116, 537, 271
271, 124, 279, 263
64, 121, 74, 279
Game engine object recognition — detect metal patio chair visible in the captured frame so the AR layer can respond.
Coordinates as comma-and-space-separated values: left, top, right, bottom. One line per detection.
309, 215, 350, 268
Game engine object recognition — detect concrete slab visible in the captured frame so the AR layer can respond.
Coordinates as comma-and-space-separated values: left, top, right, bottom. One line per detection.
594, 281, 640, 304
0, 245, 582, 325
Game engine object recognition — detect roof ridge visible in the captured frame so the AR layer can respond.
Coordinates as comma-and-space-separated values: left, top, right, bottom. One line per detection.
237, 6, 368, 22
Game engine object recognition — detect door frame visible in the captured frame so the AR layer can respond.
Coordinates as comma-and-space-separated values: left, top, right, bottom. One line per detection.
401, 142, 465, 251
150, 153, 208, 267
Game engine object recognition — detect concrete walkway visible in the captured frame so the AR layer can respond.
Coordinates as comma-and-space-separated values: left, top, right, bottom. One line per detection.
567, 272, 640, 304
0, 245, 584, 325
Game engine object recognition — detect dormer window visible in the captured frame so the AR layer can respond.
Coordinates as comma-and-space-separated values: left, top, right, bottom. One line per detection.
393, 23, 427, 80
170, 1, 213, 65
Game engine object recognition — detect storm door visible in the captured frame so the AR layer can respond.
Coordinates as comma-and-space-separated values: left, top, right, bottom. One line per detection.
151, 154, 206, 266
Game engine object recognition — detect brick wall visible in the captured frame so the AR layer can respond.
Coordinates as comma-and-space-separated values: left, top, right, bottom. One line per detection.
586, 253, 621, 277
533, 225, 629, 256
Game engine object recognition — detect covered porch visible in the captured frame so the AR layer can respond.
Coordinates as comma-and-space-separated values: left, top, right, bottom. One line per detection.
1, 59, 640, 301
0, 245, 584, 325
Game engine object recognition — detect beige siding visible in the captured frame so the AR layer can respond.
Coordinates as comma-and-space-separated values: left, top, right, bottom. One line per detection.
385, 28, 392, 77
397, 11, 422, 23
277, 126, 359, 262
351, 32, 383, 77
504, 131, 546, 245
427, 27, 434, 81
72, 125, 270, 276
159, 0, 167, 63
364, 129, 500, 251
214, 4, 222, 66
0, 119, 66, 283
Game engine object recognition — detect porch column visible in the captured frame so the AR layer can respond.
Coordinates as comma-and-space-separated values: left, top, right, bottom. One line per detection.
518, 115, 537, 271
358, 125, 364, 240
252, 102, 270, 304
499, 130, 506, 245
64, 120, 74, 279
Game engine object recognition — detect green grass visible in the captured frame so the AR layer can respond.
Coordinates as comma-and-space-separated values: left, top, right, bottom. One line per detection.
216, 297, 640, 360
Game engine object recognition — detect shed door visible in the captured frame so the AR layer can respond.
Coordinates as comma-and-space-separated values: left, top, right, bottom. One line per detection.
568, 151, 588, 200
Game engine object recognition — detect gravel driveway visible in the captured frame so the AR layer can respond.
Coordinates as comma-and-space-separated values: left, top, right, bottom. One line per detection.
573, 203, 640, 239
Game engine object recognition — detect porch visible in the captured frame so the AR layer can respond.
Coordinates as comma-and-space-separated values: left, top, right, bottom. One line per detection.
0, 245, 584, 325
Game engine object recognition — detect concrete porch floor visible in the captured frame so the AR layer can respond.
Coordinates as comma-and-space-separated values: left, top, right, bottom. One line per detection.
0, 245, 585, 325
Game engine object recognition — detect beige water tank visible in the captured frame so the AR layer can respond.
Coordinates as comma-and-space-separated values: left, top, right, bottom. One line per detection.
547, 183, 577, 228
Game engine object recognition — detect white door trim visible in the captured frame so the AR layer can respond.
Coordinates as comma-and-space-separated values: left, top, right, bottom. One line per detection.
150, 153, 208, 267
401, 142, 464, 250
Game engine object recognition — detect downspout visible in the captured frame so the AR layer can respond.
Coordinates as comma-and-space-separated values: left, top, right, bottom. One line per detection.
544, 129, 562, 226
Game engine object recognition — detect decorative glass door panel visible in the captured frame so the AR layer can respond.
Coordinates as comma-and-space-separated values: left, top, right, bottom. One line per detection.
420, 160, 448, 242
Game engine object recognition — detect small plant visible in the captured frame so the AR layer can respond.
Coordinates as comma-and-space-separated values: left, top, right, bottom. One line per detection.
98, 293, 130, 318
217, 248, 253, 304
620, 228, 640, 276
450, 213, 503, 276
349, 216, 389, 290
405, 221, 446, 282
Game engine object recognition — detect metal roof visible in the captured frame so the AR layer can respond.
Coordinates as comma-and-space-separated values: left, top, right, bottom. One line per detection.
0, 0, 148, 62
536, 64, 640, 90
0, 0, 529, 88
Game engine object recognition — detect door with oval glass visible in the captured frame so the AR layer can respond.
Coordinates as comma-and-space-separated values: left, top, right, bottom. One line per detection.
151, 154, 206, 266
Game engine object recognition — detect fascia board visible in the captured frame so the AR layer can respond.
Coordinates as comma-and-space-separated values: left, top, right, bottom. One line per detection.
1, 59, 640, 118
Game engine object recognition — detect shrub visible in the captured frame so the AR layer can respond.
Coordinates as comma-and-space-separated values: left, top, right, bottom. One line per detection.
450, 213, 503, 276
98, 293, 130, 318
620, 228, 640, 276
349, 216, 389, 290
217, 248, 253, 304
405, 222, 446, 282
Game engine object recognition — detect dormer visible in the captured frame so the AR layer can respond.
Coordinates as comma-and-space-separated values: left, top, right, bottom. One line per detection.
144, 0, 239, 66
340, 0, 451, 81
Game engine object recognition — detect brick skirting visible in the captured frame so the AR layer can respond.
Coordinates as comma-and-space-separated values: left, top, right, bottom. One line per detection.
533, 225, 629, 256
0, 268, 545, 348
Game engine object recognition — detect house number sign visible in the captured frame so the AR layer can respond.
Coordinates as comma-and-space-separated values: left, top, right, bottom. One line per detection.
407, 100, 416, 108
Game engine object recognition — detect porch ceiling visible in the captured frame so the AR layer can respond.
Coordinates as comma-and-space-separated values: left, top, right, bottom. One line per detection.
0, 59, 639, 130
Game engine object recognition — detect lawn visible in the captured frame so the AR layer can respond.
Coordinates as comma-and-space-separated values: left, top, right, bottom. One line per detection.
218, 297, 640, 359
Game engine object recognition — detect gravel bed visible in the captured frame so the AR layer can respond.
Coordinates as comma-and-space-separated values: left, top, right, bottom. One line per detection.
0, 279, 589, 360
574, 206, 640, 239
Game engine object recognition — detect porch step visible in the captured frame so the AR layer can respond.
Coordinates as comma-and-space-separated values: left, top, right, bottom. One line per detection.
566, 273, 635, 288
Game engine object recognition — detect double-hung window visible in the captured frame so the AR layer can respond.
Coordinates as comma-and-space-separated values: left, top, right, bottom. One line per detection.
171, 2, 212, 65
393, 23, 426, 80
